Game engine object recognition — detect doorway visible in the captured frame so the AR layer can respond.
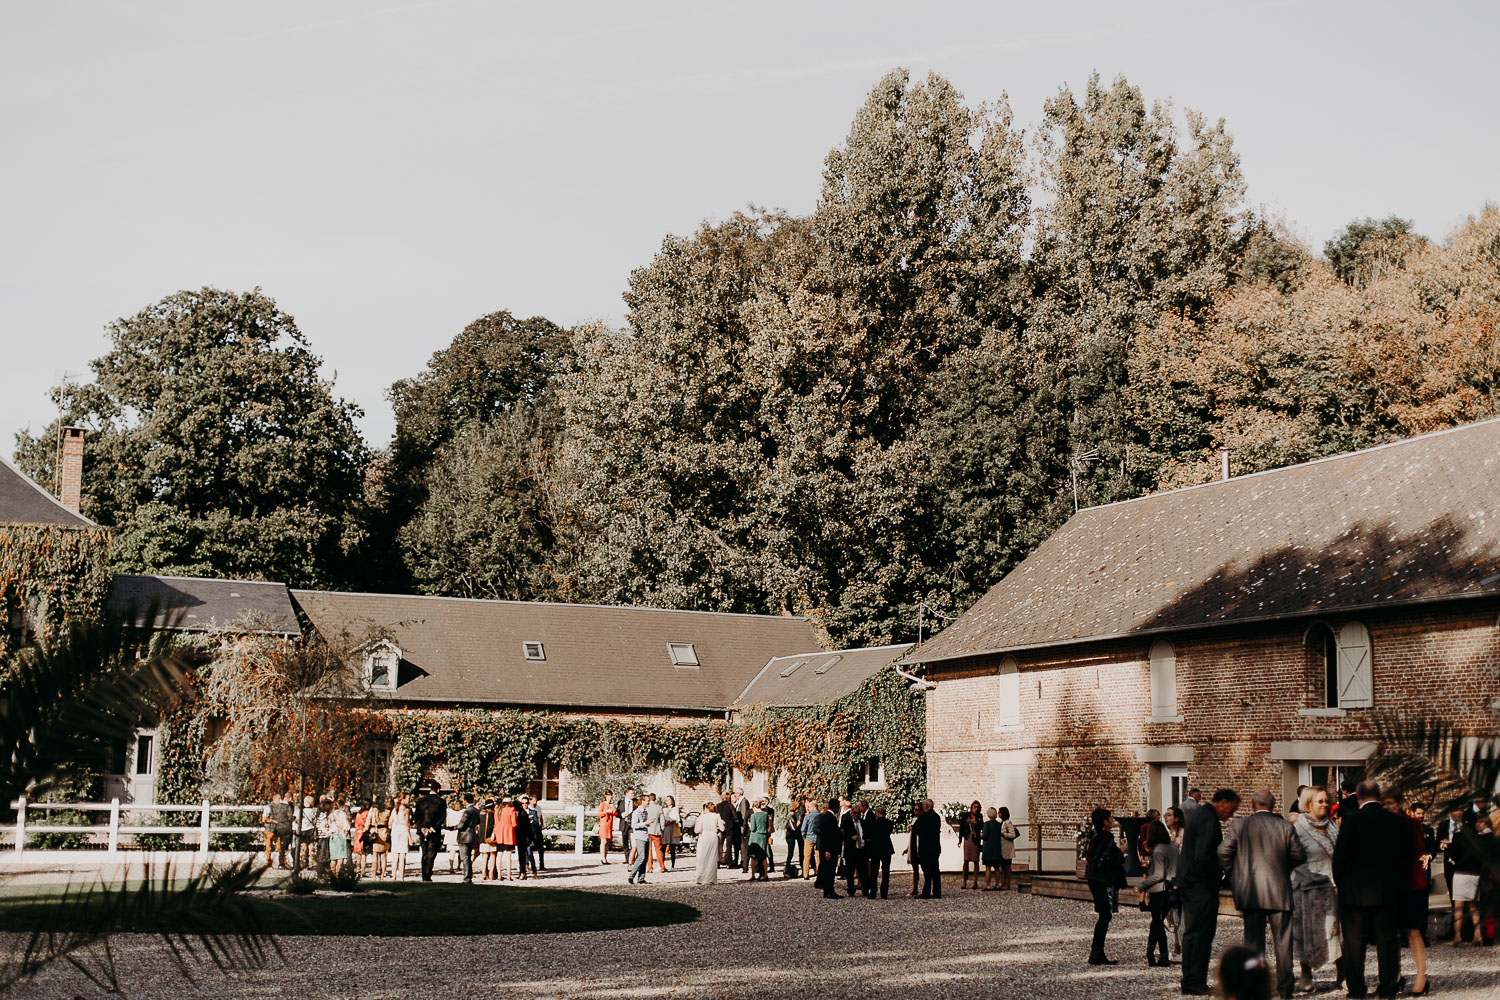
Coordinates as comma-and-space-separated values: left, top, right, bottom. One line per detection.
1161, 766, 1189, 810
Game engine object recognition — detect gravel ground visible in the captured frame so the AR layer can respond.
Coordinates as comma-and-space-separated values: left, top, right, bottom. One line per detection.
10, 856, 1500, 999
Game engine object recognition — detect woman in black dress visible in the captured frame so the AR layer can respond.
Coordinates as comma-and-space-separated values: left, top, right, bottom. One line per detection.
1084, 806, 1127, 965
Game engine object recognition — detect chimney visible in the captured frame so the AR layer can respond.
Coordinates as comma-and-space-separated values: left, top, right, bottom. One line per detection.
1220, 449, 1230, 483
59, 426, 85, 513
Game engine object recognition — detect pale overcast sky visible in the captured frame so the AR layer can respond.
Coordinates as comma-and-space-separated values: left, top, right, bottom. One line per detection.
2, 0, 1496, 451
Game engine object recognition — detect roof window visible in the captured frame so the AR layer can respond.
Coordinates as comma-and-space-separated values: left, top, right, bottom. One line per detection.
522, 641, 546, 662
668, 642, 699, 667
813, 655, 843, 675
779, 658, 809, 678
364, 640, 400, 691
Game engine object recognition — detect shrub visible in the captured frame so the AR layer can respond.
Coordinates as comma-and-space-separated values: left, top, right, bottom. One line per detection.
27, 808, 91, 850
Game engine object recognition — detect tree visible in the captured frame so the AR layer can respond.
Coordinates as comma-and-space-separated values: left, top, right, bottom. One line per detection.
14, 288, 369, 589
1324, 215, 1427, 286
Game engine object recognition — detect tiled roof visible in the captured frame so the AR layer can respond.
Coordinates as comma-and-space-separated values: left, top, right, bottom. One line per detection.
905, 418, 1500, 665
290, 590, 826, 712
0, 456, 92, 527
733, 643, 912, 708
108, 575, 302, 635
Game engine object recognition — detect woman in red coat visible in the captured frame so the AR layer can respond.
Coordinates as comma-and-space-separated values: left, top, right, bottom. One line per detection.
495, 797, 519, 880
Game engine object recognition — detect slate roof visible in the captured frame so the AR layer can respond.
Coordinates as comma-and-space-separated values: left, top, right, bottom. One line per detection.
733, 643, 912, 708
904, 418, 1500, 665
289, 590, 826, 712
0, 455, 93, 527
108, 575, 302, 635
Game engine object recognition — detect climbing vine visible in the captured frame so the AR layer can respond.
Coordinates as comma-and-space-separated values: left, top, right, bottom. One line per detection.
0, 524, 111, 662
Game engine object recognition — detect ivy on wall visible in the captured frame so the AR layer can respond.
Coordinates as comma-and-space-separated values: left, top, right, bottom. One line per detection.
0, 524, 111, 662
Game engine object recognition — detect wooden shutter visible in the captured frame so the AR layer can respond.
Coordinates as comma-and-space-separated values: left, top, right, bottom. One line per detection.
996, 657, 1021, 729
1150, 640, 1177, 718
1335, 622, 1373, 709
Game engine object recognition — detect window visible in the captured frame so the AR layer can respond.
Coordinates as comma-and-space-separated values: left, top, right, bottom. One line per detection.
522, 641, 546, 662
528, 761, 561, 802
857, 757, 885, 789
667, 642, 699, 667
813, 654, 842, 675
364, 640, 400, 691
1148, 639, 1179, 721
1306, 621, 1372, 710
134, 732, 155, 775
1309, 623, 1339, 708
1300, 762, 1366, 795
995, 656, 1021, 730
778, 658, 809, 678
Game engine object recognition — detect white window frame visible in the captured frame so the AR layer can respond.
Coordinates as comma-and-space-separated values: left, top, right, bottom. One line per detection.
857, 756, 886, 790
995, 656, 1022, 731
667, 642, 699, 667
364, 640, 401, 692
522, 640, 546, 662
1147, 639, 1182, 723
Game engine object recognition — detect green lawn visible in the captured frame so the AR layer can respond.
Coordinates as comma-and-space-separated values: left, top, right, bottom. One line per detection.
0, 881, 699, 937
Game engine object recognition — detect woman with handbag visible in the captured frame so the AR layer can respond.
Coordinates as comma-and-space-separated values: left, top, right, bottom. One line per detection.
1138, 819, 1180, 967
1292, 786, 1342, 992
1084, 807, 1126, 966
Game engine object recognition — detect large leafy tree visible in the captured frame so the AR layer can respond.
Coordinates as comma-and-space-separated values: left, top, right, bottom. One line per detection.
14, 288, 368, 588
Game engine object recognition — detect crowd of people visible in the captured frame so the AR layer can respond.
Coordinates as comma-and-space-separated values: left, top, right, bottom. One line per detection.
258, 782, 553, 883
1082, 781, 1498, 999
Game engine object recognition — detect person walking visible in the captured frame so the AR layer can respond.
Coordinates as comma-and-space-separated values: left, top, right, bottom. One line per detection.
597, 790, 617, 864
1291, 785, 1342, 993
627, 798, 652, 885
413, 783, 446, 882
814, 799, 842, 898
865, 803, 895, 899
747, 797, 772, 881
1332, 780, 1404, 999
694, 801, 724, 884
959, 800, 984, 889
662, 795, 682, 871
801, 799, 821, 880
1218, 788, 1306, 998
1180, 788, 1241, 995
1138, 818, 1180, 967
913, 797, 943, 899
1083, 807, 1126, 965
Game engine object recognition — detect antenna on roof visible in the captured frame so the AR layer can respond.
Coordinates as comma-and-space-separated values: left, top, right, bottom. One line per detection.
51, 371, 79, 496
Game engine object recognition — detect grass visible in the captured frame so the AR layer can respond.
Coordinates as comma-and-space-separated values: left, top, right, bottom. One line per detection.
0, 881, 700, 937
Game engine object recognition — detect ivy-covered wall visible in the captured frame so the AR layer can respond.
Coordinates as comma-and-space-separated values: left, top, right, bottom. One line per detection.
0, 523, 112, 662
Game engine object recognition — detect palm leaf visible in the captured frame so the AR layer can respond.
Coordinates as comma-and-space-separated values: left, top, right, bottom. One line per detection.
1367, 710, 1500, 816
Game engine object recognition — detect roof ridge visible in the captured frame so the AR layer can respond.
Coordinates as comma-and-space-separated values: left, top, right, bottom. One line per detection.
1079, 415, 1500, 515
766, 643, 912, 660
0, 452, 97, 527
289, 588, 811, 622
116, 573, 288, 587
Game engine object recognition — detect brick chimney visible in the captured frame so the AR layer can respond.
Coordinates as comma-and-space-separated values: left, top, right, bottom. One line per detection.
59, 426, 85, 513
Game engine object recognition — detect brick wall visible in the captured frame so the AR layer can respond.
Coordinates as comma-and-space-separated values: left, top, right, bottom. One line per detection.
925, 598, 1500, 848
59, 426, 84, 513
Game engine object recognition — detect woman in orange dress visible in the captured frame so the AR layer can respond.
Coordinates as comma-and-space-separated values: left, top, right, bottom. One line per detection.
495, 796, 519, 880
597, 789, 617, 865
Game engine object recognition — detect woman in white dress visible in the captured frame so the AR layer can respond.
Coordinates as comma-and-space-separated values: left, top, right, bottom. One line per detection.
694, 801, 723, 885
389, 793, 412, 881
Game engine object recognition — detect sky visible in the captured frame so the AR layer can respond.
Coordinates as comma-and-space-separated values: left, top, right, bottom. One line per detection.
2, 0, 1497, 452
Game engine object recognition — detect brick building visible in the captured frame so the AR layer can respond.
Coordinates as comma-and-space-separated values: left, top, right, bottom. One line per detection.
904, 419, 1500, 869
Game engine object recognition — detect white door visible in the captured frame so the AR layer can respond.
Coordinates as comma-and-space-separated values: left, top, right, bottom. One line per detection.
1162, 766, 1189, 810
104, 730, 158, 806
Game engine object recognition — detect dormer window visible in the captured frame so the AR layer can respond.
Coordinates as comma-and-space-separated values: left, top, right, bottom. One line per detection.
522, 641, 546, 662
364, 640, 400, 691
668, 642, 699, 667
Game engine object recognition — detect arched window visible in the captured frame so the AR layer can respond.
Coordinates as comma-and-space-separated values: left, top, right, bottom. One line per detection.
1304, 621, 1372, 709
996, 656, 1021, 730
1149, 640, 1178, 720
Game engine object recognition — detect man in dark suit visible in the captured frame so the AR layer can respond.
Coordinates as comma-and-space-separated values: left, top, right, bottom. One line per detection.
715, 793, 739, 868
1180, 787, 1240, 996
735, 791, 753, 872
864, 804, 896, 899
1333, 780, 1405, 999
841, 799, 869, 897
413, 782, 447, 882
1218, 788, 1306, 998
913, 796, 943, 898
815, 798, 842, 899
454, 792, 481, 884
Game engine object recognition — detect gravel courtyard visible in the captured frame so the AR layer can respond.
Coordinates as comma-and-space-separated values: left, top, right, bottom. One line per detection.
12, 858, 1500, 999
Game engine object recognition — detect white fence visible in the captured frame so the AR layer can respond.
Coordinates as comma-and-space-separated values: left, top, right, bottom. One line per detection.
7, 797, 593, 858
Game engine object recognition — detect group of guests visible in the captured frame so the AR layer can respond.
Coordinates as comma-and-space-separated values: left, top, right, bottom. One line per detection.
261, 783, 553, 883
1083, 782, 1497, 999
594, 788, 687, 879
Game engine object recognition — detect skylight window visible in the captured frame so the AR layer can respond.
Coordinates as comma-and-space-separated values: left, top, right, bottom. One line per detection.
813, 655, 843, 675
668, 642, 699, 667
522, 641, 546, 662
778, 658, 809, 678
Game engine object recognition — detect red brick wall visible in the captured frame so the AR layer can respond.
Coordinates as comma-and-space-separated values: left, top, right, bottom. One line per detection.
925, 599, 1500, 834
59, 427, 84, 513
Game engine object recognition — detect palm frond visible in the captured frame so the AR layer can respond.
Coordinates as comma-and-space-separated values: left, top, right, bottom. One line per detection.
1368, 710, 1500, 815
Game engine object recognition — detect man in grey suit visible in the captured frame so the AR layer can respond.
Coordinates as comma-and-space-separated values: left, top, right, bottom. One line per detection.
1218, 788, 1307, 999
